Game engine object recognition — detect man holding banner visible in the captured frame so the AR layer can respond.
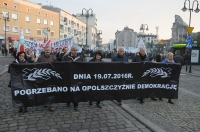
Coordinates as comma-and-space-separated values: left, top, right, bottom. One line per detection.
37, 46, 57, 111
111, 47, 128, 106
62, 46, 84, 111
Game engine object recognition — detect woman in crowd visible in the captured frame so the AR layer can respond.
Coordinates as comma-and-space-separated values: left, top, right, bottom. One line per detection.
25, 48, 35, 62
89, 51, 103, 108
9, 51, 29, 113
162, 52, 175, 104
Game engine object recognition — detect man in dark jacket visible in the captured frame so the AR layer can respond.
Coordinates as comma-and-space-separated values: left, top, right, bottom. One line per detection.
62, 46, 84, 111
62, 46, 84, 62
174, 50, 184, 66
132, 47, 157, 104
111, 47, 128, 106
37, 46, 57, 111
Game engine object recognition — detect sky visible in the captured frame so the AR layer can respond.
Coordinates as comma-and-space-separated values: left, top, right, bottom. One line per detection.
29, 0, 200, 43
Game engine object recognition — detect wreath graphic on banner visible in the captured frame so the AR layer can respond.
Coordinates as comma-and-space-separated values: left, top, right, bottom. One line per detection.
142, 67, 172, 78
22, 68, 62, 81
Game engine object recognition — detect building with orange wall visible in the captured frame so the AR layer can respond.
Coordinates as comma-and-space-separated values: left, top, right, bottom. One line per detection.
0, 0, 59, 49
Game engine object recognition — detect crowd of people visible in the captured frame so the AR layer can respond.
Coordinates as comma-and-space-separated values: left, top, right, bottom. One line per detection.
8, 45, 185, 113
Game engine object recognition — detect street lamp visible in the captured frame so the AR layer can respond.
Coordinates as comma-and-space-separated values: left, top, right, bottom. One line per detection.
43, 27, 50, 42
2, 12, 10, 53
140, 24, 149, 33
182, 0, 200, 73
81, 8, 93, 47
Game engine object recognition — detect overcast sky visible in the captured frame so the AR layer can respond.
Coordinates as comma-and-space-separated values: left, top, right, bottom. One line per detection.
30, 0, 200, 43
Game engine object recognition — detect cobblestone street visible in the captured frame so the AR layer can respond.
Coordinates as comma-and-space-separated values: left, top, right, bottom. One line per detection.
1, 56, 200, 132
0, 72, 151, 132
123, 70, 200, 132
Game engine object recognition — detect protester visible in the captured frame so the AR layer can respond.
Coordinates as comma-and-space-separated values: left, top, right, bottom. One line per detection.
62, 46, 84, 111
132, 47, 157, 104
156, 52, 162, 62
37, 46, 57, 111
37, 46, 57, 63
174, 50, 184, 66
8, 51, 29, 113
111, 47, 128, 106
25, 48, 35, 62
58, 47, 69, 61
162, 52, 175, 104
88, 51, 103, 108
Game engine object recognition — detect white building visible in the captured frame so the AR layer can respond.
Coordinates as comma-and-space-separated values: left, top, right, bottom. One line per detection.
42, 6, 98, 48
171, 15, 188, 43
76, 13, 98, 48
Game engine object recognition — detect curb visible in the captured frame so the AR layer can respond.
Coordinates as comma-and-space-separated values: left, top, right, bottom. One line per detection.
113, 101, 166, 132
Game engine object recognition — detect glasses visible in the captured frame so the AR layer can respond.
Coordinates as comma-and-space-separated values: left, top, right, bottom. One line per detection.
19, 55, 25, 57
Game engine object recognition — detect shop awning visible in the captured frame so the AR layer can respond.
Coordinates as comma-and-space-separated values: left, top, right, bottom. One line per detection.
8, 36, 19, 41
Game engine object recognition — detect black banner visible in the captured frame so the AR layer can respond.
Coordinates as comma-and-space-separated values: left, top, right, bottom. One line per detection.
10, 62, 181, 107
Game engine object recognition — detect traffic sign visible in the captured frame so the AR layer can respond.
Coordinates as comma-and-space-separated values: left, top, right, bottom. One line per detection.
186, 35, 193, 49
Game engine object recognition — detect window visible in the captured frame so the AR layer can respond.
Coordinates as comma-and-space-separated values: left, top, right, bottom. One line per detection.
2, 12, 9, 18
4, 3, 7, 6
50, 32, 54, 37
12, 26, 18, 32
26, 28, 31, 34
37, 30, 41, 35
37, 18, 41, 24
25, 16, 30, 22
50, 21, 54, 26
12, 13, 18, 20
3, 25, 10, 31
13, 5, 17, 9
44, 20, 48, 25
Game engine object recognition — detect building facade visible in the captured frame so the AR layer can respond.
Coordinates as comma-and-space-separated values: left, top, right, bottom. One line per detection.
115, 27, 138, 48
0, 0, 60, 49
76, 13, 97, 49
171, 15, 188, 43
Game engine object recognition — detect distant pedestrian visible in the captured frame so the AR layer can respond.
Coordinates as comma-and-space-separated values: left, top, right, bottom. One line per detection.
174, 50, 184, 66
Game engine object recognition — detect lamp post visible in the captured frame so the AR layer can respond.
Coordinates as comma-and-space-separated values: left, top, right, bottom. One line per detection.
96, 30, 102, 47
2, 12, 10, 53
140, 24, 149, 33
81, 8, 93, 47
43, 27, 50, 42
182, 0, 200, 73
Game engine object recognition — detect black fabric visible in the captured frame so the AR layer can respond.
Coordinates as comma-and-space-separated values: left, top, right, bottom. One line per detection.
10, 62, 181, 108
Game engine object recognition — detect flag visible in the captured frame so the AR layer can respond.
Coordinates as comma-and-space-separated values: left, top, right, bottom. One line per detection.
44, 40, 51, 47
17, 27, 25, 53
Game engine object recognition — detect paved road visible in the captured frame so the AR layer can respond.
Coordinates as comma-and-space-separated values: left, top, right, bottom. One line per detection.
1, 56, 200, 132
0, 56, 152, 132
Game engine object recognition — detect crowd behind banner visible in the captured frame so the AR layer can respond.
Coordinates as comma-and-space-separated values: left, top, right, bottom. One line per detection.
10, 62, 181, 108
